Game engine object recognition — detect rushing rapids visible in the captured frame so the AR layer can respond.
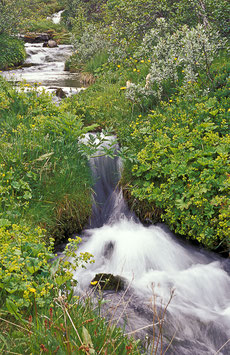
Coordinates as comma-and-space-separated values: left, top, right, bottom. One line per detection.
73, 136, 230, 355
1, 10, 85, 98
1, 43, 84, 97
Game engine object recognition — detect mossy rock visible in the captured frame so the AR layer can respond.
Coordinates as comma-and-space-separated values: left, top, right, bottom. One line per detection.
91, 273, 125, 291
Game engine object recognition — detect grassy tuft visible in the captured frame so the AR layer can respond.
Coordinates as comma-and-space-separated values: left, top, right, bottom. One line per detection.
0, 35, 26, 70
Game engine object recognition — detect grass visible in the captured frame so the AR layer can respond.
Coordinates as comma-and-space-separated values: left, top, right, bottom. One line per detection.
0, 292, 141, 354
0, 78, 94, 243
0, 35, 26, 70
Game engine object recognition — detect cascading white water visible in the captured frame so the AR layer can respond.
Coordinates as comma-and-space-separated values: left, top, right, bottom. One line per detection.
1, 11, 85, 97
1, 43, 84, 96
47, 10, 64, 24
73, 136, 230, 354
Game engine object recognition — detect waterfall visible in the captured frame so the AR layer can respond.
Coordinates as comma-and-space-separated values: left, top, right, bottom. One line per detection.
73, 135, 230, 354
47, 10, 64, 24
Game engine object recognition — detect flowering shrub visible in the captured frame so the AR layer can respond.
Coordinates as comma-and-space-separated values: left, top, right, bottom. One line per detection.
71, 24, 108, 64
0, 224, 93, 317
126, 19, 225, 101
126, 63, 230, 250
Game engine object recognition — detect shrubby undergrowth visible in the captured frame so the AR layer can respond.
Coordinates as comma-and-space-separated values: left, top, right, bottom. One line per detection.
0, 35, 26, 70
126, 19, 225, 101
0, 78, 95, 242
128, 73, 230, 249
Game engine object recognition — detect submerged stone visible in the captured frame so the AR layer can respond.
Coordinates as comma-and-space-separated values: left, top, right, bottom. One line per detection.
90, 273, 125, 291
56, 88, 67, 98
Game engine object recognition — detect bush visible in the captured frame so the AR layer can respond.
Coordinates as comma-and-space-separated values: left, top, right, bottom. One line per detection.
0, 35, 26, 70
0, 78, 96, 242
125, 63, 230, 250
126, 20, 225, 103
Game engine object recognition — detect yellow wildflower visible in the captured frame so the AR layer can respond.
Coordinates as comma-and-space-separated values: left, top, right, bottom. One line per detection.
90, 281, 98, 286
29, 288, 36, 293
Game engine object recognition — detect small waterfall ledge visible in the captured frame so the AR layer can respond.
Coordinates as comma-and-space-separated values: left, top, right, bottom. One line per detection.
73, 135, 230, 355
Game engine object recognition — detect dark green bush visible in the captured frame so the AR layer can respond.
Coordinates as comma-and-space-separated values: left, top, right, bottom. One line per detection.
125, 63, 230, 250
0, 35, 26, 70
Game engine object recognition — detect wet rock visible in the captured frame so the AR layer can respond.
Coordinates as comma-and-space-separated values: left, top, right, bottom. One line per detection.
21, 33, 52, 43
43, 42, 48, 47
90, 273, 125, 291
103, 241, 114, 259
48, 40, 58, 48
56, 88, 67, 98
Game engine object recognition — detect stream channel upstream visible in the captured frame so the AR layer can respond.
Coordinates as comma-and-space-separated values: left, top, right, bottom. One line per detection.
1, 12, 230, 354
1, 11, 85, 97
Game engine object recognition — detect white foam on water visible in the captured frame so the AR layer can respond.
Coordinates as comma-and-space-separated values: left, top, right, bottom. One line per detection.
1, 43, 84, 93
72, 137, 230, 354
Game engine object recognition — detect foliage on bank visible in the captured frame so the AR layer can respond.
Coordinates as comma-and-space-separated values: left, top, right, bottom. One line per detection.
0, 35, 26, 70
128, 66, 230, 250
0, 77, 95, 243
63, 0, 230, 252
0, 222, 140, 353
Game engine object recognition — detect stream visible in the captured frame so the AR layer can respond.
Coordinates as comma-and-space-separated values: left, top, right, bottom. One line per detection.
1, 17, 230, 354
1, 11, 84, 97
73, 137, 230, 355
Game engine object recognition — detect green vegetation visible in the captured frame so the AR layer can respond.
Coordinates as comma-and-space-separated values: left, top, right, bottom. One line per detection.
0, 78, 95, 243
0, 0, 230, 353
64, 0, 229, 252
0, 222, 140, 353
0, 78, 140, 353
127, 62, 230, 250
0, 35, 26, 70
1, 290, 140, 354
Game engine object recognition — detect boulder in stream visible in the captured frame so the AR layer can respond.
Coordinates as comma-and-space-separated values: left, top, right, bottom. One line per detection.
48, 40, 58, 48
90, 273, 126, 291
56, 88, 67, 98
